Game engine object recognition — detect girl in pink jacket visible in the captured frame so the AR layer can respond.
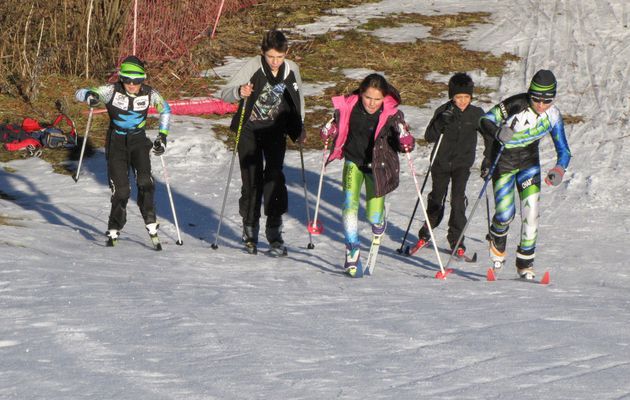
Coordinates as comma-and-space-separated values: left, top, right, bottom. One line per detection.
320, 74, 415, 277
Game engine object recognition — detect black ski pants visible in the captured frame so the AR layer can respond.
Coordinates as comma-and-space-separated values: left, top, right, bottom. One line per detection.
420, 166, 470, 248
237, 125, 287, 228
106, 130, 156, 231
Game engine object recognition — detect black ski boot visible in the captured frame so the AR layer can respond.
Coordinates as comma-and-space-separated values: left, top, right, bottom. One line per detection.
242, 223, 259, 255
266, 217, 287, 257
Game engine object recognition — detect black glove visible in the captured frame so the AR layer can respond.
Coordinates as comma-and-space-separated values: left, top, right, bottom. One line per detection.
85, 91, 99, 107
153, 132, 167, 156
437, 103, 455, 125
480, 157, 491, 178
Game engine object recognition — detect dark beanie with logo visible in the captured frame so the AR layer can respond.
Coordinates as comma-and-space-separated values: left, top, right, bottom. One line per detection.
448, 72, 474, 99
528, 69, 557, 99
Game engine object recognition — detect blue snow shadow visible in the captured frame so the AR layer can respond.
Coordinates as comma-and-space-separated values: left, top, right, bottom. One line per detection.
1, 144, 483, 275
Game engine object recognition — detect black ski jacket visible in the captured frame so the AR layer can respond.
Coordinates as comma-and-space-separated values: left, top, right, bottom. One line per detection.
425, 101, 485, 172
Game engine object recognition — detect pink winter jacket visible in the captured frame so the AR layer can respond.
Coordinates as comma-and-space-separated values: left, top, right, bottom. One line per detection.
325, 94, 413, 197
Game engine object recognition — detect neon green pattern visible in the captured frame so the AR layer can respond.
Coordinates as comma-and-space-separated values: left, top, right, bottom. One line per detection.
120, 61, 146, 79
342, 161, 384, 245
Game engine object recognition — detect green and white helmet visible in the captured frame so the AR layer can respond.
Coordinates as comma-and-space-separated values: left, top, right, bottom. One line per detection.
119, 55, 146, 80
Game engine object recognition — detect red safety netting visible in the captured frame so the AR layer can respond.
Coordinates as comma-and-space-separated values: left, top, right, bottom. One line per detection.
118, 0, 257, 64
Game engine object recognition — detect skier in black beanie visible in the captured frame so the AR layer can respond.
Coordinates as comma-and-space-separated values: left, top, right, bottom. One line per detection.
479, 69, 571, 280
409, 72, 485, 258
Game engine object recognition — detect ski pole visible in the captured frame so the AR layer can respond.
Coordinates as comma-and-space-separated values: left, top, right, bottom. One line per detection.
485, 188, 492, 242
73, 107, 94, 182
298, 143, 315, 249
404, 150, 447, 279
445, 143, 505, 270
397, 133, 444, 253
159, 155, 183, 245
211, 97, 247, 250
307, 140, 330, 235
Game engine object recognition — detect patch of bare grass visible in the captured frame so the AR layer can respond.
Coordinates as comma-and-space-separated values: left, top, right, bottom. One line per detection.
200, 8, 518, 152
0, 1, 521, 164
193, 0, 381, 69
563, 114, 585, 125
292, 26, 517, 149
359, 12, 492, 36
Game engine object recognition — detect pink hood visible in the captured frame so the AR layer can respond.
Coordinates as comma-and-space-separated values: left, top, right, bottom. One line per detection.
327, 94, 400, 163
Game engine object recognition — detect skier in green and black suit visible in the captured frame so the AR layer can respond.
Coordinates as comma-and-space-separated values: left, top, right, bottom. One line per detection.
75, 55, 171, 247
479, 69, 571, 279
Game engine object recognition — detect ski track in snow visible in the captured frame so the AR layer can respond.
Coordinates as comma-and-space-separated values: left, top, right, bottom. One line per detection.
2, 1, 630, 399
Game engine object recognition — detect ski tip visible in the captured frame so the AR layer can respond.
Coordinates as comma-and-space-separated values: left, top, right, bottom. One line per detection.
486, 268, 496, 281
435, 268, 453, 280
540, 271, 550, 285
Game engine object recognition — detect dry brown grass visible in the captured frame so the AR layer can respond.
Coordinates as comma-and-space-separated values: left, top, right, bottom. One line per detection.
193, 0, 382, 69
202, 6, 520, 152
359, 12, 492, 36
291, 28, 517, 150
1, 0, 572, 167
563, 114, 585, 125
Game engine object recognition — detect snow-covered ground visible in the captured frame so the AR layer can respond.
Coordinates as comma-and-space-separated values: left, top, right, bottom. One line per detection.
2, 1, 630, 399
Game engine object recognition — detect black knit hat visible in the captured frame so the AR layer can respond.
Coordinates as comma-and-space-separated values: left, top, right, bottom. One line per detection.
448, 72, 474, 99
528, 69, 557, 99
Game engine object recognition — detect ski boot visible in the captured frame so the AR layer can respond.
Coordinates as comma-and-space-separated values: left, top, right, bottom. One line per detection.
106, 229, 119, 247
242, 223, 259, 255
265, 222, 287, 258
371, 220, 386, 238
517, 267, 535, 280
516, 247, 535, 280
146, 223, 162, 251
344, 244, 363, 278
407, 237, 429, 256
488, 230, 507, 271
455, 245, 466, 259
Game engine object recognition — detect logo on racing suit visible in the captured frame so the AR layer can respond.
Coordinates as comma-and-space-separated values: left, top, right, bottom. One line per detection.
133, 95, 149, 111
112, 92, 129, 110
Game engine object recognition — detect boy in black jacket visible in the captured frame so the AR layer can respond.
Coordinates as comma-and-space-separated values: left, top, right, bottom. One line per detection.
218, 30, 305, 256
410, 73, 485, 256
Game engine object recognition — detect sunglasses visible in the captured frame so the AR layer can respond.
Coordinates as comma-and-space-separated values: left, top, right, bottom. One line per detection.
120, 76, 145, 85
530, 96, 553, 104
